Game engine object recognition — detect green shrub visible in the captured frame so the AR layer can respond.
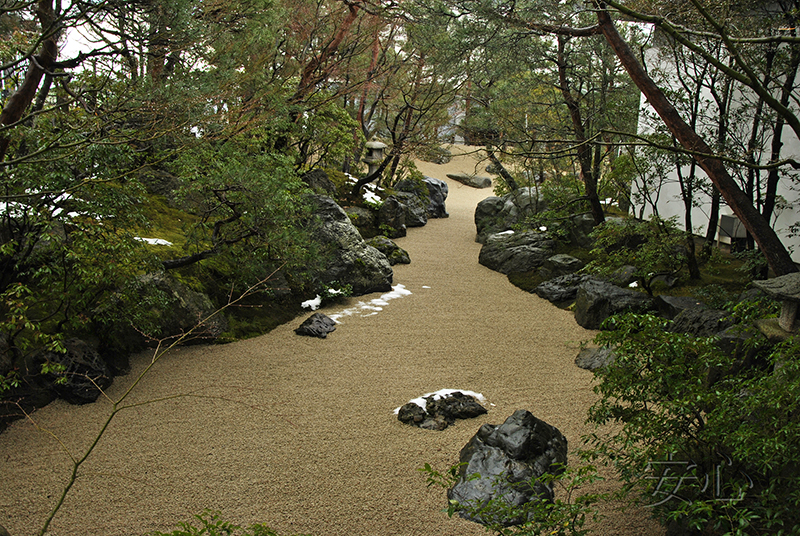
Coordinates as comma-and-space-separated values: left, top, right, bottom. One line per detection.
587, 314, 800, 534
150, 509, 309, 536
584, 216, 685, 295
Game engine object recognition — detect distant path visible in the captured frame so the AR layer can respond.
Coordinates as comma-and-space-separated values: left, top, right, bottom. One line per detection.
0, 147, 662, 536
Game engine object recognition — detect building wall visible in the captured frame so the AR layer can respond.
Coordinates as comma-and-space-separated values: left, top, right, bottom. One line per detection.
632, 29, 800, 263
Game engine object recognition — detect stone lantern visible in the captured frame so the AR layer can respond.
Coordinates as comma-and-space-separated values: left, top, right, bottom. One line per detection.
363, 141, 388, 177
752, 272, 800, 333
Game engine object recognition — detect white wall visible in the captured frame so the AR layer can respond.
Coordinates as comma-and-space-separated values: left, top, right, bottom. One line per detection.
632, 31, 800, 263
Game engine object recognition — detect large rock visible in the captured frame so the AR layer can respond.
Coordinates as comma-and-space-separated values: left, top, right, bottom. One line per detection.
478, 231, 555, 275
308, 195, 393, 295
447, 172, 492, 189
345, 206, 379, 239
474, 188, 547, 243
377, 196, 406, 238
474, 196, 507, 243
367, 236, 410, 265
104, 272, 229, 353
393, 192, 428, 227
668, 307, 733, 337
657, 295, 706, 320
574, 279, 656, 329
535, 274, 596, 305
31, 339, 111, 405
301, 169, 336, 196
395, 177, 449, 219
295, 313, 337, 338
575, 346, 616, 371
566, 213, 597, 248
448, 410, 568, 526
423, 176, 449, 218
538, 254, 585, 280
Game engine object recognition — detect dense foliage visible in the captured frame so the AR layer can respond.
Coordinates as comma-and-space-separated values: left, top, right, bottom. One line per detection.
588, 313, 800, 535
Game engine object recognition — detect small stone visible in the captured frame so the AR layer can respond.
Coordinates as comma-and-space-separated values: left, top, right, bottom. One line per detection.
295, 313, 337, 338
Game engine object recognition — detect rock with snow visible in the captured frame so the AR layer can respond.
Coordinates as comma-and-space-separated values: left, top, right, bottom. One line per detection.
397, 390, 487, 431
306, 195, 393, 295
448, 409, 568, 526
478, 230, 555, 274
295, 313, 337, 338
474, 188, 548, 243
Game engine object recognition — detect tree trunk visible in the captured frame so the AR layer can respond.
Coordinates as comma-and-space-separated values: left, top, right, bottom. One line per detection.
763, 47, 800, 224
0, 0, 60, 161
595, 4, 798, 276
486, 148, 519, 191
556, 36, 605, 225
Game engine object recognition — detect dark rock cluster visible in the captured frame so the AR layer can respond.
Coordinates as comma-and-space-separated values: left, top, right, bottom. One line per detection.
397, 391, 487, 431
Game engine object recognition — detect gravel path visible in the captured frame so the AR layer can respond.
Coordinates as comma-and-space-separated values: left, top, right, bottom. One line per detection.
0, 147, 663, 536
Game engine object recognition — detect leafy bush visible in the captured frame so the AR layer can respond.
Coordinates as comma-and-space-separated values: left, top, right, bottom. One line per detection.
150, 509, 309, 536
587, 313, 800, 535
584, 216, 685, 295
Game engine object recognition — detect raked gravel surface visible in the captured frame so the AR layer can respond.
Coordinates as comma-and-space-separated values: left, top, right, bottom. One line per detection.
0, 146, 663, 536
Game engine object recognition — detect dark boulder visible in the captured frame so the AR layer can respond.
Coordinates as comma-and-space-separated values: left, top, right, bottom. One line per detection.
102, 272, 229, 357
28, 339, 112, 405
474, 196, 507, 243
479, 231, 555, 275
395, 176, 449, 219
366, 236, 410, 266
307, 195, 393, 295
474, 188, 548, 243
657, 295, 706, 320
535, 274, 596, 305
574, 279, 657, 330
447, 172, 492, 189
345, 206, 379, 239
575, 346, 616, 371
538, 254, 585, 280
448, 410, 568, 526
566, 213, 597, 248
377, 196, 407, 238
393, 192, 428, 227
606, 265, 638, 287
138, 272, 229, 342
295, 313, 337, 338
301, 169, 336, 196
423, 176, 449, 218
668, 307, 733, 337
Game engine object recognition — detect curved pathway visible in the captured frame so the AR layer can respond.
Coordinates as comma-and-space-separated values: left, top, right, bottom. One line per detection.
0, 148, 662, 536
